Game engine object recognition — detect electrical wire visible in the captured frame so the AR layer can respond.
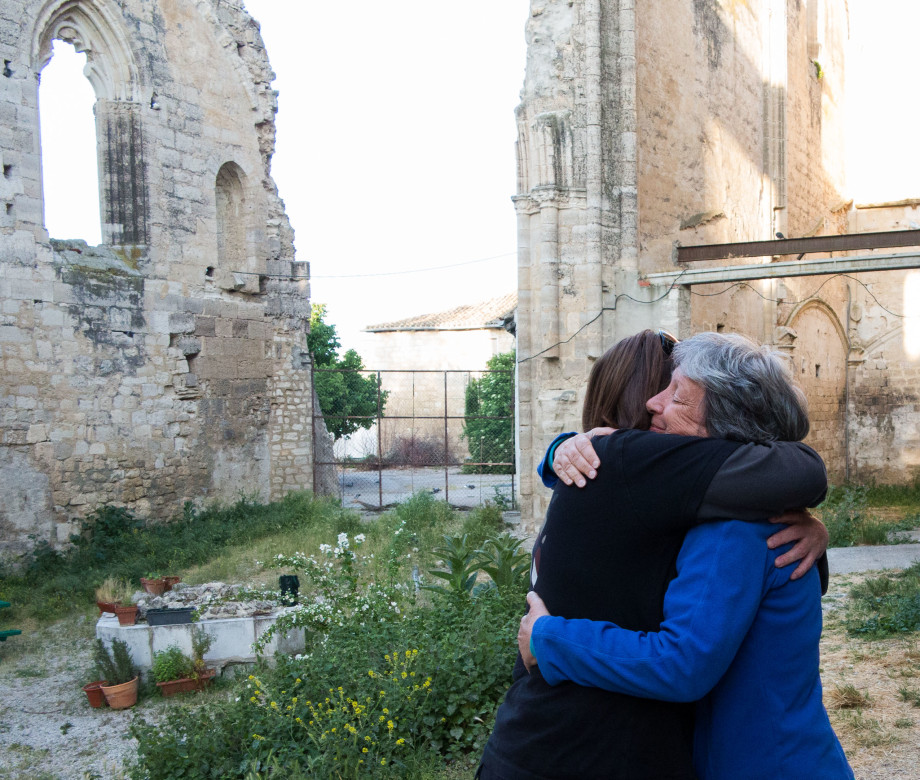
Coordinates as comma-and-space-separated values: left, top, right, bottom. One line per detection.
516, 271, 907, 363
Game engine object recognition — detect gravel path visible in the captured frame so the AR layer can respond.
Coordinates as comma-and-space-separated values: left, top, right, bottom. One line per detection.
1, 615, 144, 780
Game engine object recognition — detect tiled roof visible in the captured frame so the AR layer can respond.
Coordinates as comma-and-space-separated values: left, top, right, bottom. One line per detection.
365, 292, 517, 332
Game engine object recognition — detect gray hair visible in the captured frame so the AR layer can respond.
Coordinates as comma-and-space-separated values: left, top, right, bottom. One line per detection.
672, 332, 810, 443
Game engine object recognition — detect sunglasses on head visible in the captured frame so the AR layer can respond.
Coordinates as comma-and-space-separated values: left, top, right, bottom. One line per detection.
658, 329, 679, 356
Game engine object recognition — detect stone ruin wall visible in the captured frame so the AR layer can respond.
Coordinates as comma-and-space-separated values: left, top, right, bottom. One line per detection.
0, 0, 319, 556
515, 0, 920, 530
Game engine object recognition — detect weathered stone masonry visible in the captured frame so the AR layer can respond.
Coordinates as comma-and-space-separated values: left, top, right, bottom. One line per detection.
0, 0, 317, 555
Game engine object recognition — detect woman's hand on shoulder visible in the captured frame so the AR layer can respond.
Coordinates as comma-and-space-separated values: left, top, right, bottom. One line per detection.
767, 510, 828, 579
553, 427, 615, 487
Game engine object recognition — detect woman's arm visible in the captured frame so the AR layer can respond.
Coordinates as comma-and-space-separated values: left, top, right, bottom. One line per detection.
526, 521, 778, 701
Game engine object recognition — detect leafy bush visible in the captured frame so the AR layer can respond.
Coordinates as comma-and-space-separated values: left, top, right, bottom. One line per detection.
461, 502, 508, 545
309, 304, 387, 441
462, 351, 515, 474
151, 645, 196, 684
130, 527, 529, 778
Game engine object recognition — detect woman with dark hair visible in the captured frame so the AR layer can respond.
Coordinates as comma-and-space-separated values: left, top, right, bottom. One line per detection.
477, 330, 829, 779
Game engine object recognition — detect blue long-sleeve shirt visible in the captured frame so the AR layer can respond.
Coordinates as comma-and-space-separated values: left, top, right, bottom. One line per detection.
531, 521, 853, 779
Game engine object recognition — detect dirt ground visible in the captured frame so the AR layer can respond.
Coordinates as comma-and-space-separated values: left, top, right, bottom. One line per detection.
821, 574, 920, 778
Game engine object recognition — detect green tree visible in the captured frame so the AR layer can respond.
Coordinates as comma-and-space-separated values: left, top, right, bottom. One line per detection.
462, 351, 515, 474
308, 304, 385, 441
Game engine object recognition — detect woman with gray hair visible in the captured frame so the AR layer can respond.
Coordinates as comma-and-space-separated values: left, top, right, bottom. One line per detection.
665, 331, 809, 443
520, 331, 852, 779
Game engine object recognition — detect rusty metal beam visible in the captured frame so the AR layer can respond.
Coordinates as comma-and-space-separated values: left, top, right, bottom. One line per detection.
677, 229, 920, 263
645, 251, 920, 287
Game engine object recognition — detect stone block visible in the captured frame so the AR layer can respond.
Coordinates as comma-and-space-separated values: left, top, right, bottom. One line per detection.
168, 312, 196, 334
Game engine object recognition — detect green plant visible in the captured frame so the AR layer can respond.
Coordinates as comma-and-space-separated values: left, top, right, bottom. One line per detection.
461, 351, 515, 474
423, 534, 481, 596
820, 485, 914, 547
95, 577, 132, 604
898, 686, 920, 707
309, 304, 387, 440
476, 533, 529, 591
152, 645, 197, 684
460, 502, 506, 545
191, 627, 215, 673
844, 561, 920, 637
2, 491, 353, 622
490, 485, 517, 511
254, 531, 405, 652
93, 638, 136, 686
128, 519, 528, 778
246, 649, 429, 776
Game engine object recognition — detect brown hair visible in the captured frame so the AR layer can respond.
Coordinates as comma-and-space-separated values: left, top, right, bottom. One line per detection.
581, 330, 672, 431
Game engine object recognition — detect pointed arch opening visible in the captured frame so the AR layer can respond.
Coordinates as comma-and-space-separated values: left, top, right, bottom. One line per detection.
34, 1, 147, 246
39, 39, 101, 244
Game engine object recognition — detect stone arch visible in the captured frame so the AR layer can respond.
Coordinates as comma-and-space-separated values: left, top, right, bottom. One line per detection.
860, 324, 903, 358
32, 1, 147, 245
215, 161, 249, 275
33, 0, 140, 101
782, 298, 848, 481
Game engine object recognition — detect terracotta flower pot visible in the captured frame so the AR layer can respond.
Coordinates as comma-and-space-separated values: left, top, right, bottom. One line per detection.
140, 577, 167, 596
156, 676, 198, 697
162, 576, 181, 592
155, 668, 215, 697
82, 680, 108, 708
101, 677, 139, 710
96, 601, 119, 615
113, 605, 139, 626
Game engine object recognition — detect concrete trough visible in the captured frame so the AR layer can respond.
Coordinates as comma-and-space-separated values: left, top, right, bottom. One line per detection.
95, 610, 305, 677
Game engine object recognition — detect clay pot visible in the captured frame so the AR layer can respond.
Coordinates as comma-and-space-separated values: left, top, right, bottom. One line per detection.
162, 576, 181, 592
96, 601, 119, 615
156, 677, 198, 697
140, 577, 167, 596
113, 605, 139, 626
82, 680, 108, 708
155, 668, 215, 697
101, 677, 139, 710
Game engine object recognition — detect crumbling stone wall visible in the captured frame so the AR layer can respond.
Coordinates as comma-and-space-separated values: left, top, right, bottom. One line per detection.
0, 0, 321, 555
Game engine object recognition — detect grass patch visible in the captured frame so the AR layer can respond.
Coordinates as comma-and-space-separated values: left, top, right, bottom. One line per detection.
844, 561, 920, 637
828, 683, 871, 710
898, 687, 920, 707
860, 480, 920, 508
0, 492, 358, 623
818, 485, 918, 547
840, 712, 897, 748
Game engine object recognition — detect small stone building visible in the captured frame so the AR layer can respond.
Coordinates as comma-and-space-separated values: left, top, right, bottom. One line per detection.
0, 0, 316, 555
358, 293, 516, 463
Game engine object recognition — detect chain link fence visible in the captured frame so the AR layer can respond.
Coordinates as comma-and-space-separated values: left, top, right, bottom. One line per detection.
313, 368, 516, 511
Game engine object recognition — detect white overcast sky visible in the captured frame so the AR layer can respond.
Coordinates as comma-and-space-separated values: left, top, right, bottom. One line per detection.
37, 0, 920, 354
